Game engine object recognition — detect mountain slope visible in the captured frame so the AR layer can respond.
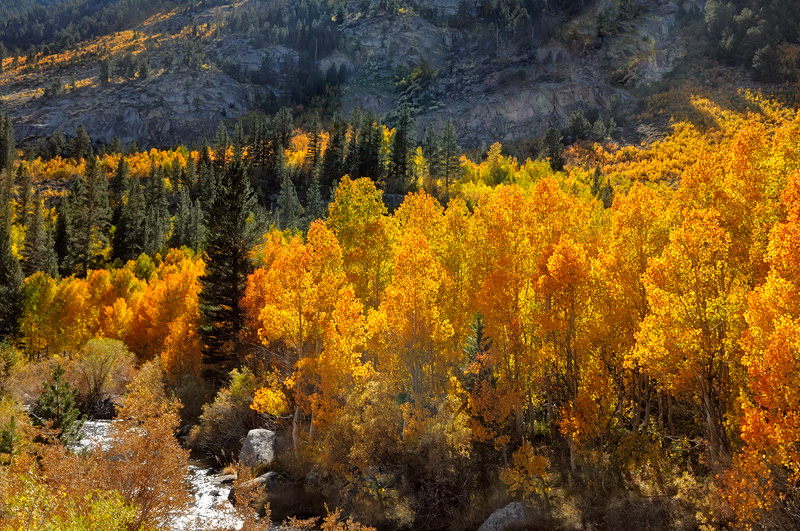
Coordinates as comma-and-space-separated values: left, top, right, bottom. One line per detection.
0, 0, 738, 149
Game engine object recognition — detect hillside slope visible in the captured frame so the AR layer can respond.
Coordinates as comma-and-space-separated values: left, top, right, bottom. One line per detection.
0, 0, 705, 148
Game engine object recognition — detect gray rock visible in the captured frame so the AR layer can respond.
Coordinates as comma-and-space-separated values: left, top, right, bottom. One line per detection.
213, 474, 237, 485
478, 502, 529, 531
227, 471, 281, 503
239, 429, 276, 468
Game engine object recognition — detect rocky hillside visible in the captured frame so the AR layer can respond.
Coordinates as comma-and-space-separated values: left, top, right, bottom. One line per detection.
0, 0, 705, 149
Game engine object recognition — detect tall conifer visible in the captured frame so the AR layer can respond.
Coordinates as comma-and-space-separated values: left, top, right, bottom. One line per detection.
22, 191, 57, 277
199, 149, 256, 386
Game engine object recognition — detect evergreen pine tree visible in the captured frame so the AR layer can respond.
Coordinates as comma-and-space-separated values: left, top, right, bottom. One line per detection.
422, 123, 440, 178
213, 121, 229, 173
440, 118, 460, 199
69, 152, 110, 276
183, 153, 197, 192
114, 175, 146, 262
304, 174, 326, 230
272, 107, 294, 153
232, 121, 246, 164
0, 219, 22, 339
250, 114, 271, 173
345, 107, 362, 177
464, 313, 492, 361
54, 186, 76, 276
15, 165, 33, 229
199, 152, 256, 386
275, 151, 303, 231
388, 104, 416, 194
250, 116, 271, 202
307, 112, 323, 172
0, 112, 16, 173
70, 124, 92, 161
22, 191, 57, 277
171, 188, 190, 249
32, 364, 85, 446
358, 111, 382, 180
143, 166, 169, 255
0, 162, 14, 231
108, 136, 123, 154
197, 141, 217, 213
320, 110, 346, 196
191, 198, 204, 251
0, 416, 21, 463
599, 178, 614, 209
48, 130, 66, 159
539, 127, 565, 172
111, 157, 129, 207
99, 58, 110, 85
171, 187, 204, 251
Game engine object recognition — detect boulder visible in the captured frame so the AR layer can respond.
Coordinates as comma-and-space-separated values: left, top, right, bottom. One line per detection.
227, 471, 281, 503
213, 474, 237, 485
478, 502, 529, 531
239, 429, 277, 467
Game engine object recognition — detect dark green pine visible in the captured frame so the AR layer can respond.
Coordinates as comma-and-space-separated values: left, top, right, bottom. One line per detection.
199, 154, 256, 387
304, 174, 326, 231
0, 221, 23, 339
143, 166, 169, 255
275, 151, 303, 231
388, 103, 416, 194
320, 110, 346, 197
114, 175, 146, 263
440, 118, 461, 199
69, 151, 110, 276
22, 191, 57, 277
32, 364, 85, 446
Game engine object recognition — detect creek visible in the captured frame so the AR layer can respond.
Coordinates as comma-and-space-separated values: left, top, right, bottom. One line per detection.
78, 420, 245, 530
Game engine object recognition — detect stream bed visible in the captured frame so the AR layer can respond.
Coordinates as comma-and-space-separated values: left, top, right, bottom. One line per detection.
79, 420, 245, 530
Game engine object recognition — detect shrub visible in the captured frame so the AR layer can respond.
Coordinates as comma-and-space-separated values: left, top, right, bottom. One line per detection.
41, 361, 192, 530
72, 338, 136, 417
189, 367, 266, 459
0, 339, 20, 391
0, 461, 138, 531
31, 364, 85, 446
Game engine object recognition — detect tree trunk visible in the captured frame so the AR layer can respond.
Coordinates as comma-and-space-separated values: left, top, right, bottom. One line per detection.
292, 404, 301, 455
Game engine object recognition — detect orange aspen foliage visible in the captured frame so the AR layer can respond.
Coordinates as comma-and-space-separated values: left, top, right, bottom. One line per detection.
126, 249, 204, 380
369, 225, 454, 397
249, 222, 366, 446
436, 198, 475, 354
326, 176, 395, 309
590, 182, 672, 432
634, 208, 747, 462
726, 174, 800, 525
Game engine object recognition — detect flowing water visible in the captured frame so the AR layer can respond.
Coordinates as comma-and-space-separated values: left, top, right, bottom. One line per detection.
79, 420, 245, 530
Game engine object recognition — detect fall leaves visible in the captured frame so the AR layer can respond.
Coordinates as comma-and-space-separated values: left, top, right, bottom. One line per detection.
20, 248, 203, 384
6, 93, 800, 527
239, 111, 800, 527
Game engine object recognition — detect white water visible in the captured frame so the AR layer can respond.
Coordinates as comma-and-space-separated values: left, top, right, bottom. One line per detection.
79, 420, 245, 531
173, 465, 244, 531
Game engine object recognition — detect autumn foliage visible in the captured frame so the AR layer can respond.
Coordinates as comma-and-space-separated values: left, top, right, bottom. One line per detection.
5, 92, 800, 528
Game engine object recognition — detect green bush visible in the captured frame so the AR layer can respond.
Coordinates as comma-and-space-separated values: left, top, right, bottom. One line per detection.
31, 364, 85, 446
189, 367, 266, 458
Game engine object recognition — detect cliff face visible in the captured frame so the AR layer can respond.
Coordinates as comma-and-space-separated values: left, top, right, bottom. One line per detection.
0, 0, 697, 148
339, 0, 694, 146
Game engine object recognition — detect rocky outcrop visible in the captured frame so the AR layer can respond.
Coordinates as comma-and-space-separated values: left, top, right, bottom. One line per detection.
239, 429, 276, 468
478, 502, 530, 531
1, 0, 690, 149
10, 69, 252, 147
